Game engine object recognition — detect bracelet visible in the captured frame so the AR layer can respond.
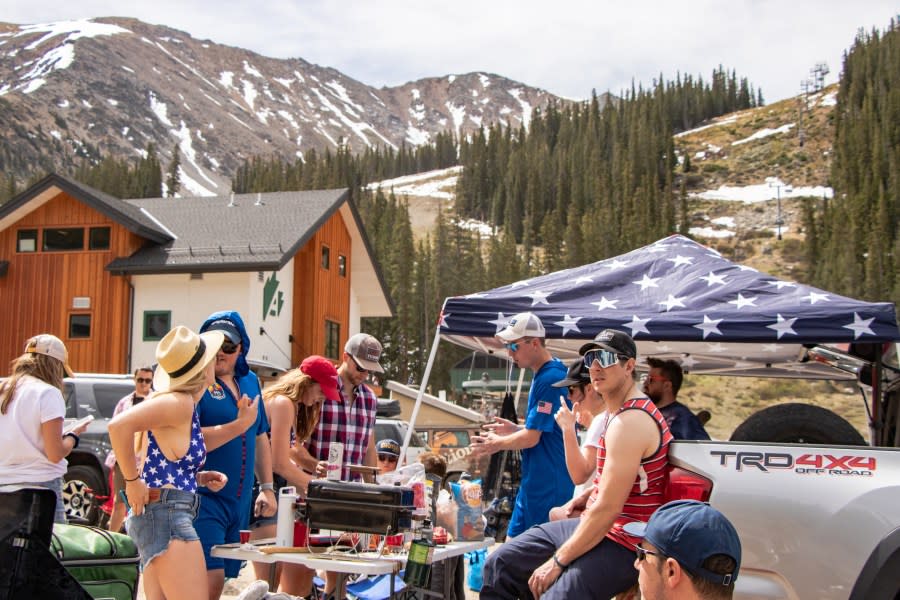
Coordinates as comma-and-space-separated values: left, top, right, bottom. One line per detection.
553, 553, 569, 570
124, 473, 142, 482
259, 482, 275, 492
63, 432, 80, 449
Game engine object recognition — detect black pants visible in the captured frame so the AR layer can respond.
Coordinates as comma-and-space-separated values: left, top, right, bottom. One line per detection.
480, 518, 637, 600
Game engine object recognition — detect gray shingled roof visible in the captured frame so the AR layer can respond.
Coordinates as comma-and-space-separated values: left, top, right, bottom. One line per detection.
0, 174, 173, 244
106, 189, 349, 273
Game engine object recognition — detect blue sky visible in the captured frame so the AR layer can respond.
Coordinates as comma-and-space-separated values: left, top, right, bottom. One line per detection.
5, 0, 899, 102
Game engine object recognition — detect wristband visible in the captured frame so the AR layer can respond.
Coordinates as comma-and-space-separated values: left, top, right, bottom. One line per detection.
553, 553, 569, 570
63, 432, 80, 449
259, 482, 275, 492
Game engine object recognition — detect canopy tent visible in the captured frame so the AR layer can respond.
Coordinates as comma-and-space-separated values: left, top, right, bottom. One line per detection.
400, 234, 900, 456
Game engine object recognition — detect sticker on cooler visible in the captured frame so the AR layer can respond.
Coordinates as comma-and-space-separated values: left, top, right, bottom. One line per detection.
327, 442, 344, 480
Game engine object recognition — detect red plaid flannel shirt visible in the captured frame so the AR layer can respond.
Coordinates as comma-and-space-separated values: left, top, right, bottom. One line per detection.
306, 378, 378, 481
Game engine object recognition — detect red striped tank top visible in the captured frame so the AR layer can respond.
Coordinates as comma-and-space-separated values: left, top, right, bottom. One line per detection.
583, 397, 672, 550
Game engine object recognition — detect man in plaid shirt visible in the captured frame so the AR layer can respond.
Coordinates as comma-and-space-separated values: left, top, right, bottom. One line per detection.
304, 333, 382, 482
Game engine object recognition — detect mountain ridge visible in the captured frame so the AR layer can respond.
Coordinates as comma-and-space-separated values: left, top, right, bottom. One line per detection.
0, 17, 570, 195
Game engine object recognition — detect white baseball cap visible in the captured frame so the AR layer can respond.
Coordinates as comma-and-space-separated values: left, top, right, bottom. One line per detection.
496, 312, 546, 342
25, 334, 74, 376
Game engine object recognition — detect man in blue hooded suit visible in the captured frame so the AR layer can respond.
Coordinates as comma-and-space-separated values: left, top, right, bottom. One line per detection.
194, 310, 275, 599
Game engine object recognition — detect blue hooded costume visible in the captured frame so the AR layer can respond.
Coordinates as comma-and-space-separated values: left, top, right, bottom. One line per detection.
194, 310, 270, 576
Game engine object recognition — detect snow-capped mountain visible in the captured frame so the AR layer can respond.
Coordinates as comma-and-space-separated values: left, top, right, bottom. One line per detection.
0, 17, 567, 196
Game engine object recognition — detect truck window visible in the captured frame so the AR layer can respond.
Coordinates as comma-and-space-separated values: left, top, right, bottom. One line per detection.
93, 383, 132, 419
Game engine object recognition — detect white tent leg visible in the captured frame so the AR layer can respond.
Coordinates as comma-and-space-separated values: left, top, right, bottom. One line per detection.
399, 325, 442, 466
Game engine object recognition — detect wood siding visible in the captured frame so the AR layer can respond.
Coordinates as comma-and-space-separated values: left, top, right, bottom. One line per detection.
292, 210, 351, 363
0, 190, 143, 373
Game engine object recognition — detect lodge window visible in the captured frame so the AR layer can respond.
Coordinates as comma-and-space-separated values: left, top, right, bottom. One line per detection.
44, 228, 84, 252
321, 245, 330, 270
324, 320, 340, 359
69, 314, 91, 339
88, 226, 111, 250
17, 229, 38, 252
338, 254, 347, 277
143, 311, 171, 341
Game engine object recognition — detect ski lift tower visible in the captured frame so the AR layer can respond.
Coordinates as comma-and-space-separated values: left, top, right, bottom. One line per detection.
767, 177, 792, 241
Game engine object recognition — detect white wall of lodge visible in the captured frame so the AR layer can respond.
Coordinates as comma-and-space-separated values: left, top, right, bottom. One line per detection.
130, 261, 295, 373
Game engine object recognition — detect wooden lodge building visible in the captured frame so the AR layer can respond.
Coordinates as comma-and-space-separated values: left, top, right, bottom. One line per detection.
0, 174, 394, 374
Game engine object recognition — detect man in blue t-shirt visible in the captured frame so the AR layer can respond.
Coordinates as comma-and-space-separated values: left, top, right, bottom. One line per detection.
472, 311, 573, 537
194, 310, 275, 600
643, 357, 710, 441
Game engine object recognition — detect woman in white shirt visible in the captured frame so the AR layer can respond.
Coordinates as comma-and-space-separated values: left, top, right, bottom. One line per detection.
0, 334, 87, 523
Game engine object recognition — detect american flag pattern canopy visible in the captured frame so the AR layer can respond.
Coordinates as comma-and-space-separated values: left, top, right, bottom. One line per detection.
439, 235, 900, 379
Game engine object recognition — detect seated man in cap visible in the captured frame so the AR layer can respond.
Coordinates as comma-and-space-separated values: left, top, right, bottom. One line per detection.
643, 357, 710, 441
624, 500, 741, 600
480, 329, 673, 600
472, 311, 573, 538
375, 438, 401, 475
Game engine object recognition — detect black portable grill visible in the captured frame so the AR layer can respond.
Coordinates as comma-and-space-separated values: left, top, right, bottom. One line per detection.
305, 480, 415, 535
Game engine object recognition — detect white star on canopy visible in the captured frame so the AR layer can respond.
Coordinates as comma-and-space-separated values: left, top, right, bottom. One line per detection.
659, 294, 687, 311
767, 314, 798, 339
624, 315, 651, 335
633, 274, 661, 291
554, 315, 582, 336
699, 271, 727, 286
843, 312, 875, 339
693, 315, 723, 339
802, 292, 830, 305
591, 296, 619, 311
527, 290, 552, 306
489, 313, 511, 333
667, 255, 694, 267
727, 293, 758, 309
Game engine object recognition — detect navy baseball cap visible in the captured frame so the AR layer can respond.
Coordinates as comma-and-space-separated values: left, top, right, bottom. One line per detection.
623, 500, 741, 585
551, 359, 591, 388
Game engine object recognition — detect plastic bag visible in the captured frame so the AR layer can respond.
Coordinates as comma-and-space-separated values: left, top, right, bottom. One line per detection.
435, 489, 458, 537
450, 479, 485, 541
466, 548, 487, 591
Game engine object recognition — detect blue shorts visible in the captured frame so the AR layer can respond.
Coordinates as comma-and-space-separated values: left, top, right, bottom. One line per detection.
194, 492, 245, 577
126, 488, 200, 570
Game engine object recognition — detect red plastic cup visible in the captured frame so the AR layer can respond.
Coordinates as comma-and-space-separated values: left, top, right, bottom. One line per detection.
386, 534, 404, 548
239, 529, 251, 544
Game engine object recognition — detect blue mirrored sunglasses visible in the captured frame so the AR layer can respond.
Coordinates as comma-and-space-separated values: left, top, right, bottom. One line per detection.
583, 349, 623, 369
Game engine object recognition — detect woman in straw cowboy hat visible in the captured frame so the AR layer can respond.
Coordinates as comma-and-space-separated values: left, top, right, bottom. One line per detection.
0, 334, 88, 523
109, 325, 229, 600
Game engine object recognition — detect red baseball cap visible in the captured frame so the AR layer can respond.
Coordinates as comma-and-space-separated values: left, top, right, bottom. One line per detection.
299, 355, 340, 401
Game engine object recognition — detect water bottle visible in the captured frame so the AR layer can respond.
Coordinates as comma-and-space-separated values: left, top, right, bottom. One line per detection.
276, 486, 298, 546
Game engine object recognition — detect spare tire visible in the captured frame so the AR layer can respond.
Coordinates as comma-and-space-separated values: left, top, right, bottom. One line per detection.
730, 403, 867, 446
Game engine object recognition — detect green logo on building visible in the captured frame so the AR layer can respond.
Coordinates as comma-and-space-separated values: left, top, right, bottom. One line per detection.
262, 272, 284, 321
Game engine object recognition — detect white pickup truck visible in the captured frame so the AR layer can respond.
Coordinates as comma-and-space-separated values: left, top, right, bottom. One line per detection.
665, 343, 900, 599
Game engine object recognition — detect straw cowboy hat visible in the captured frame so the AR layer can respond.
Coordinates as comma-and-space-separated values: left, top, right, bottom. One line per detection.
152, 325, 224, 391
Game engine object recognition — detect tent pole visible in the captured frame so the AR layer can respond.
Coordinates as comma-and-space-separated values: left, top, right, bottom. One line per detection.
399, 325, 442, 467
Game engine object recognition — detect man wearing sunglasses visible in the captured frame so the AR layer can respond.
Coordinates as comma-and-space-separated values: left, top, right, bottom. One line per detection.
481, 328, 673, 600
472, 311, 573, 539
623, 500, 741, 600
303, 333, 383, 483
195, 311, 274, 600
105, 366, 154, 532
643, 357, 710, 441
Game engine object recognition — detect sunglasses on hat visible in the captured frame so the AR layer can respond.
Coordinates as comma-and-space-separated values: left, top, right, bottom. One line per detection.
220, 340, 240, 354
583, 349, 625, 369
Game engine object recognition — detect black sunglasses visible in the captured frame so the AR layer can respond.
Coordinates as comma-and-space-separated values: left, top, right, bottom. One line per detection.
221, 340, 240, 354
377, 454, 398, 462
350, 356, 368, 373
135, 377, 153, 384
634, 544, 664, 562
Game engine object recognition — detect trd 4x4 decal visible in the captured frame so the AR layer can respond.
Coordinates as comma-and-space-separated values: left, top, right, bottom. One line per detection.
710, 450, 876, 476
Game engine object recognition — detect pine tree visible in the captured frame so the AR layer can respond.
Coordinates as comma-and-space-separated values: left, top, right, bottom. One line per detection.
166, 145, 181, 197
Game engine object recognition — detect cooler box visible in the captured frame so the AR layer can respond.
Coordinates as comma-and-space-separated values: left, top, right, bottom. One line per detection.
51, 523, 140, 600
306, 480, 414, 534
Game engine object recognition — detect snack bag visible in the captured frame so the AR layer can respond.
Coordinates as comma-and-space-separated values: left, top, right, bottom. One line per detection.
450, 479, 485, 541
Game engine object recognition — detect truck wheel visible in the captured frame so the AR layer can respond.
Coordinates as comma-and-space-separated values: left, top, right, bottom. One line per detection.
730, 403, 866, 445
63, 465, 105, 525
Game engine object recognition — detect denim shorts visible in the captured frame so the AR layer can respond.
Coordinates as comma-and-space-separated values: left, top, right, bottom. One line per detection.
126, 488, 201, 569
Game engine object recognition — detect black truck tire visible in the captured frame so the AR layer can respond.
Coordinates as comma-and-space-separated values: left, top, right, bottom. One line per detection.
63, 464, 105, 526
729, 403, 867, 445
